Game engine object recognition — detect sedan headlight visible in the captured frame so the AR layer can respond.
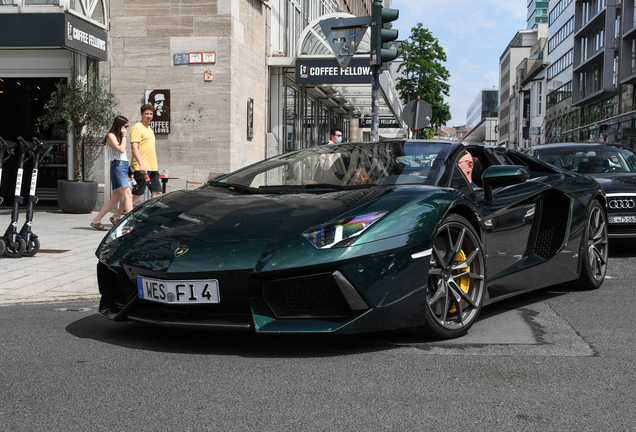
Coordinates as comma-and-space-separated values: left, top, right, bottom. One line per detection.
104, 212, 136, 245
303, 211, 388, 249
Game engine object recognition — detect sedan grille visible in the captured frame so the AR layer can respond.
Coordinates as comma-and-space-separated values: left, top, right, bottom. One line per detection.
608, 225, 636, 235
262, 273, 351, 318
607, 196, 636, 212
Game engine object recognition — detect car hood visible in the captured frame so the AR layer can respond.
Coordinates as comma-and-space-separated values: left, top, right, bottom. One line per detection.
98, 185, 456, 272
129, 186, 407, 243
587, 173, 636, 194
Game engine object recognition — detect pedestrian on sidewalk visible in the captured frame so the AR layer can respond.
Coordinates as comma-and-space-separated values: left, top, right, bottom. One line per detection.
110, 104, 161, 223
90, 115, 133, 231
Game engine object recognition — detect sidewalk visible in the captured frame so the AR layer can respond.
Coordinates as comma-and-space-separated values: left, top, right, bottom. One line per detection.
0, 207, 108, 304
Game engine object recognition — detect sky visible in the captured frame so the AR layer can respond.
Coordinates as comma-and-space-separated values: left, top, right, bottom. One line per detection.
390, 0, 528, 127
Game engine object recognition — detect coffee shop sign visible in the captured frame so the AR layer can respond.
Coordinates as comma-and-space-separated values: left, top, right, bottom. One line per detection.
301, 65, 371, 78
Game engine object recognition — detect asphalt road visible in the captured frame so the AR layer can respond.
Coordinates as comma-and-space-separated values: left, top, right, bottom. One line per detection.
1, 242, 635, 432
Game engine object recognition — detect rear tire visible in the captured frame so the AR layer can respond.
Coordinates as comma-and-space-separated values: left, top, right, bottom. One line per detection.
576, 200, 608, 290
22, 237, 40, 258
421, 214, 486, 339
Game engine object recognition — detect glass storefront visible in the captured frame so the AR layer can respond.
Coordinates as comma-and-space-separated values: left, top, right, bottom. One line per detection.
0, 77, 68, 205
283, 72, 350, 150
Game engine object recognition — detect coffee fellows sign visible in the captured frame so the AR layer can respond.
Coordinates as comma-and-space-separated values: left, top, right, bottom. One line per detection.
145, 89, 171, 134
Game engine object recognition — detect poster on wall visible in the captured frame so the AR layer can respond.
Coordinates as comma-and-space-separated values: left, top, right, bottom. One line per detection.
247, 98, 254, 140
145, 89, 170, 134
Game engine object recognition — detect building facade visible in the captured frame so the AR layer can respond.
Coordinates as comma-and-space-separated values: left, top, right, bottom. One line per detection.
516, 24, 548, 148
0, 0, 109, 201
463, 89, 499, 145
528, 0, 550, 29
498, 28, 541, 147
542, 0, 636, 146
1, 0, 407, 207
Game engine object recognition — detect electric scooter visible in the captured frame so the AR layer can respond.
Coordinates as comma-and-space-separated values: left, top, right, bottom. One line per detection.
18, 137, 53, 257
2, 136, 30, 257
0, 136, 17, 257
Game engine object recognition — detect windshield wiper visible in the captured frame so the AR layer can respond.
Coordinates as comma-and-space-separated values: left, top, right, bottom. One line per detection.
208, 180, 259, 194
259, 183, 377, 190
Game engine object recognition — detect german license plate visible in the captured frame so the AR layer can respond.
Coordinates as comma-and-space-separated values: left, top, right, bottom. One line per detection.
609, 215, 636, 223
137, 277, 220, 304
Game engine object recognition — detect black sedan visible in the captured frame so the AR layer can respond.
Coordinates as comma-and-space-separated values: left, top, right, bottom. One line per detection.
96, 140, 608, 339
527, 142, 636, 239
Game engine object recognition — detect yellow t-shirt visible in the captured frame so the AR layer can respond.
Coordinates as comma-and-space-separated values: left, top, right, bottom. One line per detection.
129, 122, 157, 171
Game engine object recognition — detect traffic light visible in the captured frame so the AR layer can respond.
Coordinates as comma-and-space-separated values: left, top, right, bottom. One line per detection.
370, 1, 399, 70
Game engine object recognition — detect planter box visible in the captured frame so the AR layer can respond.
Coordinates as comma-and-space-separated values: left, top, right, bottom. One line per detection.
57, 180, 97, 214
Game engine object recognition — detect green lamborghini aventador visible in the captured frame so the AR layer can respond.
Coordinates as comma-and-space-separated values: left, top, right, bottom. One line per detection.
95, 140, 608, 339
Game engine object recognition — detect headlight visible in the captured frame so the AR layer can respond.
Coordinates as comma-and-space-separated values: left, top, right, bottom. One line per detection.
303, 211, 388, 249
104, 212, 136, 245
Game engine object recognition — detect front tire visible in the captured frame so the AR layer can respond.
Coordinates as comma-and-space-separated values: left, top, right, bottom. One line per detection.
576, 200, 608, 290
4, 237, 26, 258
422, 214, 486, 339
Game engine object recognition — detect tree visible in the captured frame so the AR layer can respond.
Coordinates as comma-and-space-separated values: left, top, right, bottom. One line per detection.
37, 68, 118, 182
396, 24, 451, 139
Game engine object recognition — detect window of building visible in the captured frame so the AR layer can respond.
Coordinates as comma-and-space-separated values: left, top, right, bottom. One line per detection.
548, 49, 573, 80
547, 81, 572, 108
581, 0, 608, 26
304, 95, 316, 148
548, 17, 574, 53
632, 39, 636, 76
285, 82, 299, 152
68, 0, 107, 25
550, 0, 574, 26
579, 63, 604, 99
580, 26, 604, 64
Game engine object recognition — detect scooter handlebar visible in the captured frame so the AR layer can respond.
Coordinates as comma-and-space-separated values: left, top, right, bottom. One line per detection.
32, 137, 53, 155
17, 136, 37, 155
0, 136, 17, 155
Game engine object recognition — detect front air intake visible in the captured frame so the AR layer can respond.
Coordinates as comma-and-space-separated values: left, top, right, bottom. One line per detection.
97, 262, 137, 306
262, 273, 352, 318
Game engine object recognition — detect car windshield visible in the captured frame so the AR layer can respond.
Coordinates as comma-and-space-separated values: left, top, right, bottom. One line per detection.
214, 141, 450, 190
536, 146, 636, 174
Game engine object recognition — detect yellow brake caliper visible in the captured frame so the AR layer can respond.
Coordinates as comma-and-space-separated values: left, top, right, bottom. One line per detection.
449, 250, 470, 314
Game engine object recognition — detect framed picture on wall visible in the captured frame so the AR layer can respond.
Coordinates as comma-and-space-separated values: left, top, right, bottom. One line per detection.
188, 52, 202, 64
202, 52, 216, 64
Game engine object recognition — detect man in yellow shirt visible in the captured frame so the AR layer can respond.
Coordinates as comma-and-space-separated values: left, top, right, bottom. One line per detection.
129, 104, 160, 200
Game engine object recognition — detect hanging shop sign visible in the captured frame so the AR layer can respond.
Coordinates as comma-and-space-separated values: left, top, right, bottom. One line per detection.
145, 90, 171, 134
296, 59, 373, 84
522, 91, 531, 139
0, 13, 107, 61
359, 118, 401, 128
65, 13, 107, 61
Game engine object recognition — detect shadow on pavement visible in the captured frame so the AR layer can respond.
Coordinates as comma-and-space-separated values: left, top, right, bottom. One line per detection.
66, 312, 410, 357
65, 285, 572, 356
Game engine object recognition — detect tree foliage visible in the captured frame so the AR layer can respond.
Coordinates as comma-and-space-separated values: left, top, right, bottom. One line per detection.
37, 68, 118, 181
396, 24, 451, 139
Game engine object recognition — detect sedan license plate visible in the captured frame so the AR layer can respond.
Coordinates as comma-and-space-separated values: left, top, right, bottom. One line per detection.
609, 215, 636, 224
137, 277, 220, 304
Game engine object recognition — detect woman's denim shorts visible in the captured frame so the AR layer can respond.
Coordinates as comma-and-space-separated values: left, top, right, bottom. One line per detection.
110, 160, 130, 190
